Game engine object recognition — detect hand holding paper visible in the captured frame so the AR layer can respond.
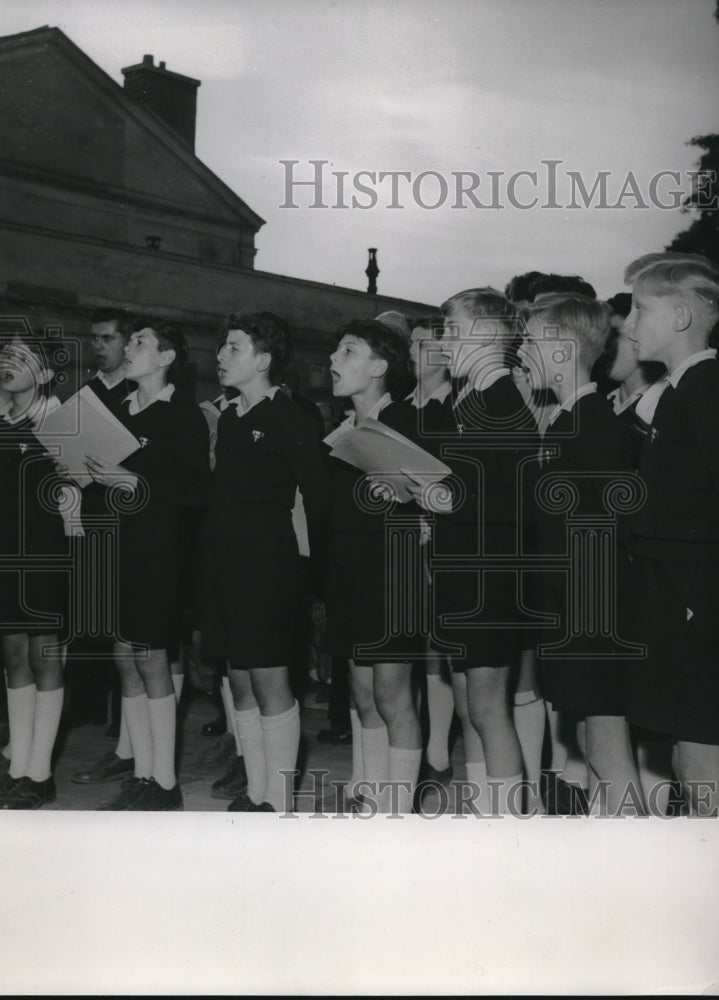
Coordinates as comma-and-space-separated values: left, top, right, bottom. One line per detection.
328, 417, 451, 505
401, 468, 453, 513
33, 386, 141, 488
84, 454, 137, 492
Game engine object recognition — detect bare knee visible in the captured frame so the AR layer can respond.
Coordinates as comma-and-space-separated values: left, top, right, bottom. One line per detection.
373, 665, 412, 726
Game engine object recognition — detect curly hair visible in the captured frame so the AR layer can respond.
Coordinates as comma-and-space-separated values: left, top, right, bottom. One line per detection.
335, 318, 413, 400
132, 318, 189, 383
222, 311, 292, 385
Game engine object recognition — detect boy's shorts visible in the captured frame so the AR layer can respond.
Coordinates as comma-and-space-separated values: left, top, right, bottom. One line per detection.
627, 555, 719, 745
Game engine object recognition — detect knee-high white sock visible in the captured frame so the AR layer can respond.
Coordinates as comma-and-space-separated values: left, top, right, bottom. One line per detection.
513, 691, 545, 810
388, 746, 422, 815
147, 694, 177, 790
171, 673, 184, 704
221, 676, 243, 757
235, 707, 265, 803
26, 687, 64, 782
637, 741, 672, 817
1, 744, 10, 763
115, 705, 133, 761
487, 772, 524, 816
261, 700, 301, 812
7, 683, 37, 779
348, 707, 363, 797
545, 703, 568, 773
360, 725, 389, 811
122, 694, 153, 779
466, 760, 488, 814
426, 674, 454, 772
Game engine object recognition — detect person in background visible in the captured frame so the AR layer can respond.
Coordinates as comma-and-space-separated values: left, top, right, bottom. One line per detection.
69, 308, 136, 779
405, 315, 456, 800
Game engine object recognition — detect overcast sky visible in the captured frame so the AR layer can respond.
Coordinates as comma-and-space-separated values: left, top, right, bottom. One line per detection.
3, 0, 719, 305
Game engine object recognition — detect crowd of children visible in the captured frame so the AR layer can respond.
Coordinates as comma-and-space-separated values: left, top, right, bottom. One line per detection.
0, 249, 717, 816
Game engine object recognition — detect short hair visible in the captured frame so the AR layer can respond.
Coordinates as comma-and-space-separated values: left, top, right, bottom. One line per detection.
441, 287, 520, 344
531, 274, 597, 301
526, 293, 611, 369
132, 317, 189, 383
624, 252, 719, 325
607, 292, 632, 319
504, 271, 547, 303
90, 308, 134, 338
335, 318, 413, 400
374, 310, 411, 339
221, 311, 292, 385
409, 314, 444, 340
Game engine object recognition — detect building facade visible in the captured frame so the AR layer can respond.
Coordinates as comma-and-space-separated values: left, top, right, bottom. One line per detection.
0, 26, 436, 401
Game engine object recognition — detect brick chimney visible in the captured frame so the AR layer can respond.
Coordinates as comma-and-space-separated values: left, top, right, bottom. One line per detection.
121, 54, 201, 151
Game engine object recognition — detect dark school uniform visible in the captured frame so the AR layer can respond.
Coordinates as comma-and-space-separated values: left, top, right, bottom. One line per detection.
628, 355, 719, 745
537, 389, 635, 716
114, 387, 210, 649
201, 389, 330, 668
80, 374, 132, 529
430, 373, 540, 670
324, 397, 425, 665
0, 402, 70, 636
608, 380, 669, 472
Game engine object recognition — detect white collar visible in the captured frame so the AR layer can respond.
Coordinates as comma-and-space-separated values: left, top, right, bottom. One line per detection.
454, 367, 511, 408
231, 384, 280, 415
213, 392, 241, 413
607, 386, 644, 416
323, 392, 392, 446
94, 369, 126, 390
634, 377, 671, 425
4, 394, 60, 427
406, 381, 451, 408
667, 349, 717, 388
124, 383, 175, 415
347, 392, 392, 427
547, 382, 597, 427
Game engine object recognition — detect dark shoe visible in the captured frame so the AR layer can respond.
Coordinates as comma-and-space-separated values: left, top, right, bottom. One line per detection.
98, 776, 149, 811
0, 772, 19, 796
0, 775, 56, 809
544, 772, 588, 816
71, 750, 134, 784
196, 733, 236, 770
201, 714, 227, 737
227, 790, 274, 812
211, 757, 248, 800
316, 728, 352, 745
418, 762, 453, 787
130, 777, 184, 811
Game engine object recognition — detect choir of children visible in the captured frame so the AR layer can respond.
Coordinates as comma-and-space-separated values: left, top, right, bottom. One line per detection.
2, 250, 718, 814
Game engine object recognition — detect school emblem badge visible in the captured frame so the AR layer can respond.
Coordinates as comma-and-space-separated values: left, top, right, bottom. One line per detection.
252, 430, 264, 442
139, 436, 149, 448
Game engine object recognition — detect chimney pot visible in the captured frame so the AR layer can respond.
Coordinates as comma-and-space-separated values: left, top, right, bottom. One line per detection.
142, 54, 154, 65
